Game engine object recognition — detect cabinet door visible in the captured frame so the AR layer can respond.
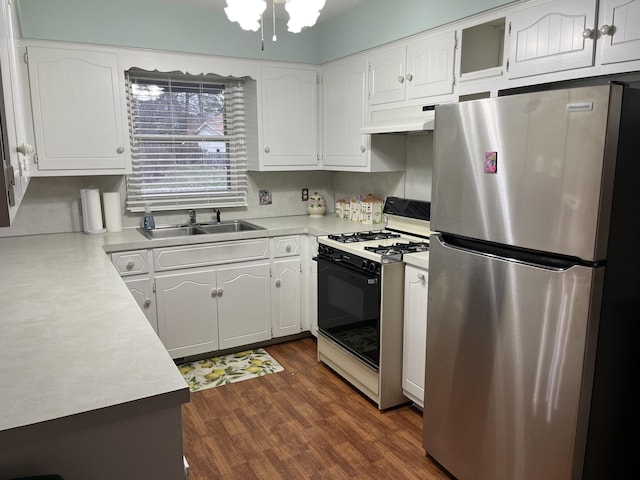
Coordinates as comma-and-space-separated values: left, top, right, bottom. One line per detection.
368, 45, 407, 105
309, 238, 318, 336
0, 0, 31, 226
599, 0, 640, 65
216, 261, 271, 350
322, 58, 368, 168
507, 0, 598, 79
26, 46, 127, 172
124, 276, 157, 334
402, 265, 428, 408
272, 258, 301, 338
156, 269, 218, 358
406, 30, 456, 100
261, 67, 318, 168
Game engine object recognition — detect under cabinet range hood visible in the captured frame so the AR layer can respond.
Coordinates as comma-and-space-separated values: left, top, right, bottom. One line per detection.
361, 105, 435, 134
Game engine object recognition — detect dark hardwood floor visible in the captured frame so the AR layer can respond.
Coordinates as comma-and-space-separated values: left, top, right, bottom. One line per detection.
181, 336, 452, 479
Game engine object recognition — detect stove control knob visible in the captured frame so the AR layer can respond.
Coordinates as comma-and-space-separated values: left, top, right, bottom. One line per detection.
368, 262, 378, 273
362, 260, 369, 269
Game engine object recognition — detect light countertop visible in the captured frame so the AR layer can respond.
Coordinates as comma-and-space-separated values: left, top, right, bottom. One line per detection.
0, 214, 370, 448
404, 251, 430, 270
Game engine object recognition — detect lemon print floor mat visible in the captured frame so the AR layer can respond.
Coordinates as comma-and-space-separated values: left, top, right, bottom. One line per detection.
177, 348, 284, 393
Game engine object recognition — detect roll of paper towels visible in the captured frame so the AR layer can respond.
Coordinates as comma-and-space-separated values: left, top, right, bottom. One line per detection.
103, 192, 122, 232
80, 188, 106, 234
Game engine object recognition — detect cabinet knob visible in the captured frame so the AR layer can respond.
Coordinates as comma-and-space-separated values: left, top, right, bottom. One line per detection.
398, 75, 405, 83
406, 73, 413, 82
211, 289, 218, 297
285, 244, 291, 253
264, 146, 270, 153
417, 273, 425, 281
582, 28, 594, 39
16, 143, 35, 155
143, 298, 151, 307
360, 145, 366, 153
599, 24, 613, 36
126, 261, 135, 270
275, 279, 281, 288
217, 288, 223, 297
116, 146, 124, 154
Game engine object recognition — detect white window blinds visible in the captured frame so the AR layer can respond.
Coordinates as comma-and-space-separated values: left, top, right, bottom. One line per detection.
125, 70, 248, 212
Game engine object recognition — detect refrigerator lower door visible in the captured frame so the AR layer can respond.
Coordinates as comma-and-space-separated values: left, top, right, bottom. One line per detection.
423, 236, 602, 480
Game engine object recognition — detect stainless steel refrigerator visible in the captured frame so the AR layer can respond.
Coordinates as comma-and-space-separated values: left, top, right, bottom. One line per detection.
423, 83, 637, 480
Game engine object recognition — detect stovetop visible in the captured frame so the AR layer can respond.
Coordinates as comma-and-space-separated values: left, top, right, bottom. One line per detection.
318, 197, 433, 263
327, 231, 401, 243
364, 241, 430, 256
319, 231, 428, 262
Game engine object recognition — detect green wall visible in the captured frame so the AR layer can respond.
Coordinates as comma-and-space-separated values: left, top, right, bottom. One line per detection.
17, 0, 516, 64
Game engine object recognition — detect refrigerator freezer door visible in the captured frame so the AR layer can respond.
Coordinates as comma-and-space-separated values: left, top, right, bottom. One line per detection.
431, 85, 619, 262
423, 236, 602, 480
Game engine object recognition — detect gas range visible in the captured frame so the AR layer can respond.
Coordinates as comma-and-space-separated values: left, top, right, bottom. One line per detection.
316, 197, 432, 409
318, 197, 432, 265
319, 232, 430, 266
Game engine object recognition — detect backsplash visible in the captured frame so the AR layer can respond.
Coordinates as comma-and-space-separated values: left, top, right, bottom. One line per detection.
0, 134, 433, 237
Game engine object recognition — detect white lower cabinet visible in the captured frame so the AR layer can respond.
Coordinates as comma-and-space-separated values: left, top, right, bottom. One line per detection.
111, 250, 157, 334
155, 268, 218, 359
402, 264, 428, 408
114, 236, 308, 359
123, 276, 157, 334
156, 261, 271, 359
308, 237, 318, 336
271, 257, 302, 337
271, 236, 302, 338
216, 261, 271, 350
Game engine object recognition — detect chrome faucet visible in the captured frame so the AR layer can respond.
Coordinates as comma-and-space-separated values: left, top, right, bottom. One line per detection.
188, 209, 197, 224
214, 208, 221, 223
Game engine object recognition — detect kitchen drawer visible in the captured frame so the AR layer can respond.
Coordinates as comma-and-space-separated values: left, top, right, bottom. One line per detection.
111, 250, 151, 276
272, 236, 300, 257
153, 238, 270, 271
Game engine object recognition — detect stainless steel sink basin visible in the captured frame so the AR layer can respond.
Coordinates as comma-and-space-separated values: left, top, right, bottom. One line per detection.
138, 220, 264, 239
196, 220, 264, 234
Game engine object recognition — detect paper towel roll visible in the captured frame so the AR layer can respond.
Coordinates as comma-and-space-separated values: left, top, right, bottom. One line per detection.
80, 188, 105, 234
103, 192, 122, 232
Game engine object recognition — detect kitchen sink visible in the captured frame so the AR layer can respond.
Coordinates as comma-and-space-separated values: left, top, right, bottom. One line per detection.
138, 220, 264, 239
195, 220, 264, 234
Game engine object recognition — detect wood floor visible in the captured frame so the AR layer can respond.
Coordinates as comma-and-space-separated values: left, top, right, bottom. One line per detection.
181, 336, 452, 480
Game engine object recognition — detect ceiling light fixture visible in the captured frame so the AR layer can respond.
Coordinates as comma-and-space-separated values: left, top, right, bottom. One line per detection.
224, 0, 266, 32
225, 0, 326, 47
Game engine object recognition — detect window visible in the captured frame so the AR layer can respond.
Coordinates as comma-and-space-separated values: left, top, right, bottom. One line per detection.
125, 69, 248, 212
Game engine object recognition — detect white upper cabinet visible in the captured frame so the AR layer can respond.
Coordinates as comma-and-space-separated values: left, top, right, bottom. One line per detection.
406, 30, 456, 100
255, 66, 319, 170
321, 57, 407, 173
368, 29, 456, 107
456, 15, 506, 92
368, 45, 406, 106
598, 0, 640, 65
507, 0, 598, 79
1, 0, 31, 226
26, 45, 128, 174
322, 57, 368, 169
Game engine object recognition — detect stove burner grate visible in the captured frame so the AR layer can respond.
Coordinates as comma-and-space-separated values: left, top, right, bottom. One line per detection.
364, 241, 430, 256
327, 231, 401, 243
